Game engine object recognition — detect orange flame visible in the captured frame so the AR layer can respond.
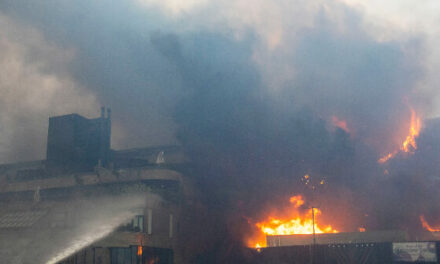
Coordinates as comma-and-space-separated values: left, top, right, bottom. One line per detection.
137, 245, 142, 256
247, 195, 337, 248
420, 215, 440, 232
147, 258, 159, 264
401, 108, 421, 153
256, 243, 262, 253
289, 195, 305, 208
331, 116, 350, 133
379, 108, 421, 163
378, 151, 398, 164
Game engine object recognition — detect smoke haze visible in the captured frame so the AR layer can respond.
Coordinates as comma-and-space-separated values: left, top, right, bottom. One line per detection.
0, 194, 152, 264
0, 0, 434, 159
1, 0, 440, 262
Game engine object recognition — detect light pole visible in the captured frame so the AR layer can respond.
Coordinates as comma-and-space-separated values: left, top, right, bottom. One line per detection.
312, 207, 316, 246
310, 206, 317, 264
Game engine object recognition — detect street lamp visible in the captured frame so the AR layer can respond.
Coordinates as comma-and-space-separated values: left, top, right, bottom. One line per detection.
312, 207, 316, 246
310, 206, 317, 264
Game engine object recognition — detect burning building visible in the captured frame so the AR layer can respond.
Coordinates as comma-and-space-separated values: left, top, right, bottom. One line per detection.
245, 193, 440, 263
253, 212, 440, 264
1, 107, 440, 264
0, 109, 192, 264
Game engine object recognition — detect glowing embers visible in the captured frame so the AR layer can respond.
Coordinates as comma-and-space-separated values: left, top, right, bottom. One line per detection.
331, 116, 350, 134
379, 108, 422, 163
301, 174, 325, 190
255, 243, 262, 253
249, 195, 337, 248
378, 152, 397, 164
420, 215, 440, 232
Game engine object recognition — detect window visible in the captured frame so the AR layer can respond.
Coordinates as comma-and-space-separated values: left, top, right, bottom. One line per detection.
118, 215, 144, 232
132, 215, 144, 232
110, 247, 137, 264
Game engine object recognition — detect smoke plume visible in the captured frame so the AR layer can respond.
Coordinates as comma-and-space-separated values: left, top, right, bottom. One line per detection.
1, 0, 440, 263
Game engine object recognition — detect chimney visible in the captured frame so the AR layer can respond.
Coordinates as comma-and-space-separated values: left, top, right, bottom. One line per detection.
107, 108, 112, 120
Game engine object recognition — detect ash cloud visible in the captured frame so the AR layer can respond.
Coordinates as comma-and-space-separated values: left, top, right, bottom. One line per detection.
0, 0, 439, 262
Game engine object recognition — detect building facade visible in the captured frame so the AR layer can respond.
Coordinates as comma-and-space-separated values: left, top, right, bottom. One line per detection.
0, 110, 191, 264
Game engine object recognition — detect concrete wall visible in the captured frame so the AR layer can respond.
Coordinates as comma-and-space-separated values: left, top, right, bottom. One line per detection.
267, 231, 409, 247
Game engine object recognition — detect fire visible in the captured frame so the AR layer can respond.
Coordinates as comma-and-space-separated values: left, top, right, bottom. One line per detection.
420, 215, 440, 232
248, 195, 338, 248
378, 151, 398, 164
147, 258, 159, 264
379, 108, 421, 163
256, 243, 262, 253
289, 195, 305, 207
331, 116, 350, 133
401, 108, 421, 153
137, 245, 142, 256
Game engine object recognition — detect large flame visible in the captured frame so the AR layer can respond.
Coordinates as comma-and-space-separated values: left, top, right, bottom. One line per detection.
379, 108, 421, 163
401, 108, 422, 153
247, 195, 337, 248
420, 215, 440, 232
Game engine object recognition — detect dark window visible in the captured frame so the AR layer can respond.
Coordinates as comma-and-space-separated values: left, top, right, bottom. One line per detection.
133, 215, 144, 232
110, 247, 136, 264
118, 215, 144, 232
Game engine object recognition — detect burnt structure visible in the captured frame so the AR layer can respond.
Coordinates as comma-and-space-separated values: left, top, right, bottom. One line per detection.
0, 110, 191, 264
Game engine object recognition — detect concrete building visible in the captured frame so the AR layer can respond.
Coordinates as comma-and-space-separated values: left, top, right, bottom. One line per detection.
0, 110, 191, 264
46, 107, 111, 172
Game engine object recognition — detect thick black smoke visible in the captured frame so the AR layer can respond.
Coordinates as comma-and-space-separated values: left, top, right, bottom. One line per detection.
370, 119, 440, 233
154, 31, 384, 262
148, 9, 437, 263
0, 0, 426, 159
1, 0, 440, 263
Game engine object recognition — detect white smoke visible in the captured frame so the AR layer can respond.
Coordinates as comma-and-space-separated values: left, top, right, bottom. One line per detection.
0, 13, 98, 163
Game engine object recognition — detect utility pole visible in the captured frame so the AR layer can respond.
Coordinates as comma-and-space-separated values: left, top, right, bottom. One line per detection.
311, 207, 316, 264
312, 207, 316, 246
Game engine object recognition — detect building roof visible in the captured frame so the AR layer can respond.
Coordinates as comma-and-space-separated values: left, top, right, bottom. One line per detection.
0, 210, 47, 228
266, 230, 410, 247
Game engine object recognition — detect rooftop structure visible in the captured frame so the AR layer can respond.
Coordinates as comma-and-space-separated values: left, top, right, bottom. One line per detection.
0, 110, 191, 264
